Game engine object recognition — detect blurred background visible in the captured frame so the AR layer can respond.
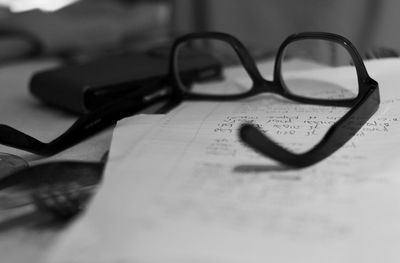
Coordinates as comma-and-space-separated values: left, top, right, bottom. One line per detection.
0, 0, 398, 63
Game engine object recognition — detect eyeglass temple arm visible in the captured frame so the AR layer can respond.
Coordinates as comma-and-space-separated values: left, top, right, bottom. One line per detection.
0, 86, 171, 155
239, 123, 337, 168
239, 87, 379, 168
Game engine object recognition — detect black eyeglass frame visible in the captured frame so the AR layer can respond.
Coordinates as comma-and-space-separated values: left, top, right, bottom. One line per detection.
169, 31, 380, 167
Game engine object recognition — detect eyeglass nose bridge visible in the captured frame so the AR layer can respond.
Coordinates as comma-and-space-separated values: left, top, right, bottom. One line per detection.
250, 77, 287, 97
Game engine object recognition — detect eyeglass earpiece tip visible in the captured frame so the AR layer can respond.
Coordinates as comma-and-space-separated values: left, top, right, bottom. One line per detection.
238, 123, 261, 145
238, 123, 251, 139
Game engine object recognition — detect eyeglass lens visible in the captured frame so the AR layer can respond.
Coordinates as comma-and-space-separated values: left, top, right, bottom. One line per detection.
175, 38, 252, 95
281, 38, 359, 100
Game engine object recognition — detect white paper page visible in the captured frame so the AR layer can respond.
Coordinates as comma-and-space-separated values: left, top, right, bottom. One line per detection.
48, 59, 400, 263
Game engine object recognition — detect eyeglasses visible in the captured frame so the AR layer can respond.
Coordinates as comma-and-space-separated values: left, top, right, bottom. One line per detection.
168, 32, 380, 167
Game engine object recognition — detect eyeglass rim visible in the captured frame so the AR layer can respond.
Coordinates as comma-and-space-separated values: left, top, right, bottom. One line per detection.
273, 31, 372, 107
168, 31, 263, 101
169, 31, 374, 106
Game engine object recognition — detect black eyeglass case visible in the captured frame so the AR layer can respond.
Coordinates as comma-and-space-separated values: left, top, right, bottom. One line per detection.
29, 52, 221, 114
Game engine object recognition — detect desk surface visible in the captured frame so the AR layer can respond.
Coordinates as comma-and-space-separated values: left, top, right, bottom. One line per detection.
0, 59, 113, 263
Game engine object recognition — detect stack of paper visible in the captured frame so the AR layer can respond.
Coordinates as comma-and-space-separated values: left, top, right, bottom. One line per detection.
47, 59, 400, 263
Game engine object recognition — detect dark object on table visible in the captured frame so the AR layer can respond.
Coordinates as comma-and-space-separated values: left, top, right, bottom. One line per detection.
30, 51, 222, 114
0, 161, 103, 219
32, 177, 98, 220
0, 161, 103, 191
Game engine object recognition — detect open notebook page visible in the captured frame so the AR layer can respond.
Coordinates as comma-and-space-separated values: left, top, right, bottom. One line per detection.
47, 59, 400, 263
